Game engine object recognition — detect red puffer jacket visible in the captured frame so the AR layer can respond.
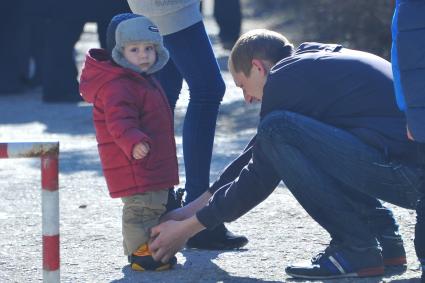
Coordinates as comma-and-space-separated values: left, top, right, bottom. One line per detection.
79, 49, 178, 198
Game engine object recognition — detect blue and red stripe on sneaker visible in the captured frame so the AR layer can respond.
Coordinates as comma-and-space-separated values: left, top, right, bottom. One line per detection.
320, 251, 355, 275
285, 245, 385, 279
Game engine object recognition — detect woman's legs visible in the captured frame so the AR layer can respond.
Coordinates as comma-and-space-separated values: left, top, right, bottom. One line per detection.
158, 21, 225, 203
157, 21, 247, 249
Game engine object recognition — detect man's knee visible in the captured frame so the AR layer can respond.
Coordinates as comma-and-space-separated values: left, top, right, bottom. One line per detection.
259, 110, 290, 130
257, 111, 301, 143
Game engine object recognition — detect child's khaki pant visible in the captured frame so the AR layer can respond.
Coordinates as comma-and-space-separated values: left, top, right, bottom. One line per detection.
121, 190, 168, 255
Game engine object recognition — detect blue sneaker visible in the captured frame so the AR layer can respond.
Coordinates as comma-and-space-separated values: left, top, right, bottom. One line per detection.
285, 245, 384, 279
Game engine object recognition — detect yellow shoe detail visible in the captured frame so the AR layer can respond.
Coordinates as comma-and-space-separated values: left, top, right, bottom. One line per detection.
132, 243, 151, 257
131, 263, 145, 271
130, 243, 175, 271
131, 262, 171, 272
155, 263, 171, 271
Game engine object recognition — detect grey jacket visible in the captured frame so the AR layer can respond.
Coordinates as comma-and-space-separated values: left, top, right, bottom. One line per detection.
127, 0, 202, 35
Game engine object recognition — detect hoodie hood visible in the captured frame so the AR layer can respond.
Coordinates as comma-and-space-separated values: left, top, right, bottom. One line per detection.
79, 49, 140, 103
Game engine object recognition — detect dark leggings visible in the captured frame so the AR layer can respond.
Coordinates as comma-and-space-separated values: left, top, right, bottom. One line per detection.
157, 21, 225, 203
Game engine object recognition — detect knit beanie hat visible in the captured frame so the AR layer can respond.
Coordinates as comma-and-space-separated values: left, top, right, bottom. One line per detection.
106, 13, 169, 74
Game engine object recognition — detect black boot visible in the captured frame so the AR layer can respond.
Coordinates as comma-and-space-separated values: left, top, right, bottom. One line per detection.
165, 187, 185, 212
186, 223, 248, 250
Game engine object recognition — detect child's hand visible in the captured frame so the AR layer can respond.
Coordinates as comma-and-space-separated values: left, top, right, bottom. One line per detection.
132, 142, 150, 159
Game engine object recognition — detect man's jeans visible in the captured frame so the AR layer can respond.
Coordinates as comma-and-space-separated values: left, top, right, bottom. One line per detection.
157, 21, 225, 203
257, 111, 424, 248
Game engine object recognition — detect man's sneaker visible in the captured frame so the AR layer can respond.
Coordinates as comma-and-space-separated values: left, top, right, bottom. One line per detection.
378, 235, 407, 266
186, 223, 248, 250
130, 244, 177, 271
285, 245, 384, 279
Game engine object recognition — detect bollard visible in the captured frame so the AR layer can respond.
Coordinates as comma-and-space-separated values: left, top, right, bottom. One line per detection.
0, 142, 60, 283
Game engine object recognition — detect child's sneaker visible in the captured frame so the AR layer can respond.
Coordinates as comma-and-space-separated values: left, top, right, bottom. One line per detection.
285, 244, 384, 279
378, 235, 407, 266
130, 244, 177, 271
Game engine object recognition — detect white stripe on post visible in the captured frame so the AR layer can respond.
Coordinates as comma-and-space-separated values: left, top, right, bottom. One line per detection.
7, 142, 58, 158
0, 142, 60, 283
43, 270, 60, 283
42, 190, 59, 236
41, 154, 59, 283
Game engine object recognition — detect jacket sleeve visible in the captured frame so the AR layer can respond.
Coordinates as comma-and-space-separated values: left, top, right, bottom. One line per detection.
103, 83, 152, 159
209, 135, 257, 194
197, 137, 281, 229
393, 0, 425, 142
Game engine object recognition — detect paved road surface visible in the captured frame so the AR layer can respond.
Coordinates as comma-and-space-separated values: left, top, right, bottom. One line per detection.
0, 15, 422, 283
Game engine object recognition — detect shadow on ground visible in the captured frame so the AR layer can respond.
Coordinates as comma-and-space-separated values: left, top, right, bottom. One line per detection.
285, 265, 419, 283
111, 249, 282, 283
0, 91, 93, 136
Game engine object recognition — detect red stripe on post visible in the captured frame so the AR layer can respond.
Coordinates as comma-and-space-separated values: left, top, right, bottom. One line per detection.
43, 235, 60, 271
41, 155, 59, 191
0, 143, 7, 158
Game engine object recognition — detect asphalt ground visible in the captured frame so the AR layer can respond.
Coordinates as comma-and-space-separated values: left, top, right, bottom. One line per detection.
0, 14, 422, 283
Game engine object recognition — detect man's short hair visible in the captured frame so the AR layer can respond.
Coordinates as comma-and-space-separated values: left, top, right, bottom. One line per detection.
229, 29, 294, 76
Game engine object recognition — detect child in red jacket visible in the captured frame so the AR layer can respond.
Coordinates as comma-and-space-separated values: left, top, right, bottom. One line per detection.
79, 13, 179, 271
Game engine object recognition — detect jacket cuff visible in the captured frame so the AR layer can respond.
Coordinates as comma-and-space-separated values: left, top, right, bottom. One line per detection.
196, 206, 222, 230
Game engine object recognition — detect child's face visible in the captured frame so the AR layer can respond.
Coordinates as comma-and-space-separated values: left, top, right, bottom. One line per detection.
123, 42, 157, 72
230, 60, 267, 104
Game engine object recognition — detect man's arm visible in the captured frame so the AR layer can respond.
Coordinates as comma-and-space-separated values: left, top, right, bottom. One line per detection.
197, 139, 281, 229
159, 136, 256, 223
209, 135, 256, 194
149, 138, 281, 262
159, 190, 212, 223
149, 190, 212, 263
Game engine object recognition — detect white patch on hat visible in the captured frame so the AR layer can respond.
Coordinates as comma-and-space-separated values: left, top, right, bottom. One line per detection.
148, 26, 159, 32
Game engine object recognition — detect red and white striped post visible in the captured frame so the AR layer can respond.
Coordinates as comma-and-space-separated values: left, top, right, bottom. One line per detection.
0, 142, 60, 283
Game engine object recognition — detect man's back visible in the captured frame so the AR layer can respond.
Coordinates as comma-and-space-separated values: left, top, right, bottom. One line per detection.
261, 42, 416, 161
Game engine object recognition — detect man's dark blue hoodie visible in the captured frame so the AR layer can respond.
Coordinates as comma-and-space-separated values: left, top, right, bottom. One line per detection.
196, 43, 418, 230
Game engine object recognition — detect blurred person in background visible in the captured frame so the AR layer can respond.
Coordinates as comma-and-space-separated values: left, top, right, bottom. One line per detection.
36, 1, 130, 103
391, 0, 425, 280
214, 0, 242, 50
0, 1, 34, 95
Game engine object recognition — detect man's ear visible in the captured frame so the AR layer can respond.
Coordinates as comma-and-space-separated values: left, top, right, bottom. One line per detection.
251, 59, 268, 76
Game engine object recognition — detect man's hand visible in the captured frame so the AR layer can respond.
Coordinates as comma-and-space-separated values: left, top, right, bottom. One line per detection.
160, 206, 188, 222
160, 190, 212, 223
132, 142, 150, 159
149, 217, 205, 263
149, 191, 212, 262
